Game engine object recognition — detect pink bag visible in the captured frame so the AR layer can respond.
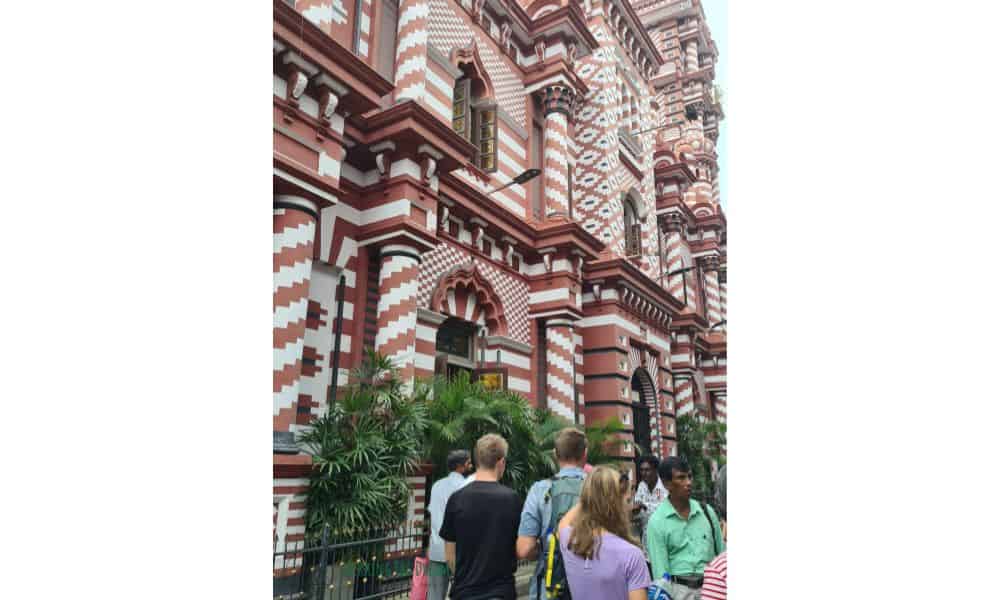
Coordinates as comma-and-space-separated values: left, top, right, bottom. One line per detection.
409, 556, 429, 600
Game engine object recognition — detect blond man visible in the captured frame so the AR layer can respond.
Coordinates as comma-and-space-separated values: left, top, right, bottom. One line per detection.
440, 434, 522, 600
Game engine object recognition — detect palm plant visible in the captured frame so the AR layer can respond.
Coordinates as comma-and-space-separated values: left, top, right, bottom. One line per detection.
415, 372, 544, 499
675, 413, 727, 506
533, 409, 626, 470
298, 350, 428, 538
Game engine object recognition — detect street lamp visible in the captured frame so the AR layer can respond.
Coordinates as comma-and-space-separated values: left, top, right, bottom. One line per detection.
488, 168, 540, 194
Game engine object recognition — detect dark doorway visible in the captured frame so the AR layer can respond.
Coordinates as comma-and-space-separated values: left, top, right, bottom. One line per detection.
631, 369, 653, 464
435, 317, 476, 381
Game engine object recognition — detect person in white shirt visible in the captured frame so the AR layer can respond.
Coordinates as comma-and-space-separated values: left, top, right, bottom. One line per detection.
631, 455, 667, 555
426, 450, 472, 600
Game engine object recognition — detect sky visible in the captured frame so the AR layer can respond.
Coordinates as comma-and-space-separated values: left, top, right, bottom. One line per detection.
700, 0, 728, 210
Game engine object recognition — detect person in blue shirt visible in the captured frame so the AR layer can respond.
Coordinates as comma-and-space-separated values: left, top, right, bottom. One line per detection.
426, 449, 472, 600
515, 428, 588, 600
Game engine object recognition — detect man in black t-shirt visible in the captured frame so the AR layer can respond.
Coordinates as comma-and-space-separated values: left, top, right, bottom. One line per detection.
440, 433, 522, 600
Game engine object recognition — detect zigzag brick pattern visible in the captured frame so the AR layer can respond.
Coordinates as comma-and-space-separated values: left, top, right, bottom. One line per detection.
393, 0, 430, 103
704, 268, 722, 326
416, 241, 530, 344
572, 22, 659, 272
426, 0, 526, 125
375, 253, 420, 384
546, 324, 576, 422
675, 376, 694, 416
273, 207, 316, 432
543, 101, 570, 217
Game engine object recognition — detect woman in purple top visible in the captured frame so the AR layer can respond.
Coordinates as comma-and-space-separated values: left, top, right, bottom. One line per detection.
558, 466, 651, 600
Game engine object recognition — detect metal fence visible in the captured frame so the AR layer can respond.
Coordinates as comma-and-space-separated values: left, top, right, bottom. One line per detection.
274, 520, 427, 600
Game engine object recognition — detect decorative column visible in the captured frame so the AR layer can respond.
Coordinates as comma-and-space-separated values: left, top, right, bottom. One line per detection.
718, 267, 727, 330
392, 0, 430, 103
273, 195, 318, 433
374, 243, 422, 389
685, 40, 699, 73
541, 85, 574, 220
662, 213, 694, 309
544, 319, 576, 422
700, 255, 722, 327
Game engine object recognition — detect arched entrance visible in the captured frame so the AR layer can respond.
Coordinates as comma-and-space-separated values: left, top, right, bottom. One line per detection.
428, 263, 508, 381
630, 367, 657, 464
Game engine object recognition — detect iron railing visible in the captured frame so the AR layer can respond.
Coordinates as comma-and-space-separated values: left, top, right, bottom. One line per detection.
274, 520, 427, 600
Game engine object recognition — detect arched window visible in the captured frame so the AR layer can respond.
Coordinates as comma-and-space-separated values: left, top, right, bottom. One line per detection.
624, 196, 641, 257
452, 74, 498, 172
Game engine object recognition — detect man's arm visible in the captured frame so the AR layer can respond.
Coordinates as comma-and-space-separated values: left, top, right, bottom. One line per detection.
445, 542, 456, 573
516, 535, 538, 559
645, 515, 670, 579
515, 482, 543, 560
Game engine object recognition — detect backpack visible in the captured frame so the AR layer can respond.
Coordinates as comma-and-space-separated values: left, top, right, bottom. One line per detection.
541, 476, 584, 599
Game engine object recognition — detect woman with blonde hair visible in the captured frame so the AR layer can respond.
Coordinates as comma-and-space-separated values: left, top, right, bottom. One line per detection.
557, 466, 651, 600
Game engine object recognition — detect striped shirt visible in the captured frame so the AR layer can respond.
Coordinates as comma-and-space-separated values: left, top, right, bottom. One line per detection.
701, 551, 727, 600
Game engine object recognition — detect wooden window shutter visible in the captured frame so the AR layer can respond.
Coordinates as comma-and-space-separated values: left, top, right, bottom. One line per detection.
477, 106, 497, 172
452, 79, 472, 141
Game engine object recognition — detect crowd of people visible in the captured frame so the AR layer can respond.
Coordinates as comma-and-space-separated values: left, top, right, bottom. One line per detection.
424, 428, 728, 600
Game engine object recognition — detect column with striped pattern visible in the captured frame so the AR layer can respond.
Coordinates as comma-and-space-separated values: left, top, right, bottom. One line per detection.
374, 244, 421, 389
685, 40, 699, 73
541, 86, 574, 220
392, 0, 429, 104
675, 375, 694, 416
274, 196, 318, 432
662, 213, 692, 308
719, 267, 727, 329
545, 320, 577, 423
701, 255, 723, 327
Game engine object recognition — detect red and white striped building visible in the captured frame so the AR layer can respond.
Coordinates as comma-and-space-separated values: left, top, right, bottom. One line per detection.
273, 0, 726, 555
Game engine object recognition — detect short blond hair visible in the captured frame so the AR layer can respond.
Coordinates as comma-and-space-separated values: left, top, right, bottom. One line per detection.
475, 433, 509, 469
554, 428, 587, 462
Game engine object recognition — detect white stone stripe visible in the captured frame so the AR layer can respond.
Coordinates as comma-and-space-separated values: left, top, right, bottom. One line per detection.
464, 292, 477, 321
375, 311, 417, 347
424, 89, 451, 121
274, 259, 313, 291
379, 255, 416, 282
397, 1, 429, 29
529, 288, 569, 304
274, 477, 310, 487
414, 352, 435, 371
274, 338, 305, 372
578, 314, 641, 336
549, 398, 574, 421
274, 222, 315, 254
425, 65, 452, 98
273, 297, 310, 330
274, 385, 299, 413
498, 128, 527, 160
416, 323, 437, 342
547, 329, 574, 355
377, 277, 418, 316
395, 54, 428, 83
544, 165, 569, 189
499, 349, 530, 370
509, 376, 530, 393
547, 351, 574, 381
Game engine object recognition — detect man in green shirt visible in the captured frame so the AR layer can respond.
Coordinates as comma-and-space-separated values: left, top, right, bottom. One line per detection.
645, 456, 724, 600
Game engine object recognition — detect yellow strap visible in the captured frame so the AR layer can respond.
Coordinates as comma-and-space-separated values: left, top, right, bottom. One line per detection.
544, 534, 557, 589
